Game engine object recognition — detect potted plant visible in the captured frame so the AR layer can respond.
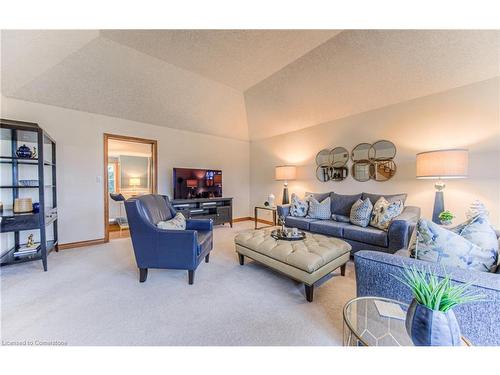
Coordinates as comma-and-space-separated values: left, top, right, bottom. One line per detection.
438, 210, 454, 225
395, 266, 483, 346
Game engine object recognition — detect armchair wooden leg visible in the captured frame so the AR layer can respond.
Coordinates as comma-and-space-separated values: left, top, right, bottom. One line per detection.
305, 284, 314, 302
188, 270, 195, 285
340, 263, 346, 276
205, 254, 210, 263
238, 253, 244, 265
139, 268, 148, 283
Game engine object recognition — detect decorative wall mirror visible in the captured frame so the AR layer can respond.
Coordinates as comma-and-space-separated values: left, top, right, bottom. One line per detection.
351, 143, 371, 162
315, 149, 331, 166
370, 160, 397, 181
352, 161, 371, 182
315, 146, 349, 182
369, 140, 396, 161
331, 147, 349, 167
316, 165, 332, 182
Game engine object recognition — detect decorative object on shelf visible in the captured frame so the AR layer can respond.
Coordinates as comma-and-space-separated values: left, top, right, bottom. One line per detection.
32, 202, 40, 213
396, 265, 483, 346
13, 197, 33, 213
18, 179, 38, 187
27, 233, 35, 248
0, 201, 3, 212
275, 165, 296, 204
438, 210, 454, 226
466, 200, 489, 220
31, 146, 38, 159
267, 193, 276, 207
16, 144, 33, 159
416, 149, 468, 224
315, 147, 349, 182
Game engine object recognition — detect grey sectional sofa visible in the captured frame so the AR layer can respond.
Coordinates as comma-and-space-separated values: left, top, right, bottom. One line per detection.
277, 192, 420, 253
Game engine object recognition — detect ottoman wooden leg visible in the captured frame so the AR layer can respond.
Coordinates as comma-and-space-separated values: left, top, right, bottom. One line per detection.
340, 263, 346, 276
305, 284, 314, 302
238, 253, 245, 265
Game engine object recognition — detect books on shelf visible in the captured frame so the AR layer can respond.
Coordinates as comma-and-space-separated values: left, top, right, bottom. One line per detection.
13, 242, 41, 257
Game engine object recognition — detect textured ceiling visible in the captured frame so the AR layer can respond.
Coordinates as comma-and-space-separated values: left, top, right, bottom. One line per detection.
2, 30, 499, 141
2, 33, 250, 140
244, 30, 500, 140
100, 30, 341, 91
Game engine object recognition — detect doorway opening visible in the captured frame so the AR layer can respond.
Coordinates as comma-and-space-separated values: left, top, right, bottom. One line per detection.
103, 134, 157, 241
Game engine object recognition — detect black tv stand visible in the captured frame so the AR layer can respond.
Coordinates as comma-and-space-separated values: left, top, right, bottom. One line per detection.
169, 197, 233, 227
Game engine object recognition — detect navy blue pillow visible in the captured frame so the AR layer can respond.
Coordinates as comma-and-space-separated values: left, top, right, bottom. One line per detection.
362, 192, 407, 206
330, 193, 362, 217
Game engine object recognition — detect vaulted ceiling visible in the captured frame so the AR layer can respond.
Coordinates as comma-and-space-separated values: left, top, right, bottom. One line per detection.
2, 30, 499, 141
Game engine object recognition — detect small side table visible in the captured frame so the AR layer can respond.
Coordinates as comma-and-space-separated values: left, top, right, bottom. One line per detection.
343, 296, 472, 346
254, 206, 277, 229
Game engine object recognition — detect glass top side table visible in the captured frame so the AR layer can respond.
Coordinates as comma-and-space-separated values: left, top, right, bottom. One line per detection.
254, 206, 277, 229
343, 296, 471, 346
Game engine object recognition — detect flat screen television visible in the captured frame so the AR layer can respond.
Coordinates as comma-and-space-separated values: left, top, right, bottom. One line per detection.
173, 168, 222, 199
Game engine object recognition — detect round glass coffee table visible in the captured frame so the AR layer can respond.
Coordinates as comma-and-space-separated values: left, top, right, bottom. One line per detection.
343, 296, 471, 346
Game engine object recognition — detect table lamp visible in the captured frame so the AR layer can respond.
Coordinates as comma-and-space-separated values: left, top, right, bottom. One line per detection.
275, 165, 296, 204
129, 177, 141, 195
416, 149, 468, 223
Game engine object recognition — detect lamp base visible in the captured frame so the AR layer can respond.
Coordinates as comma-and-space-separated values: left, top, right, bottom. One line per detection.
282, 186, 289, 205
432, 191, 444, 224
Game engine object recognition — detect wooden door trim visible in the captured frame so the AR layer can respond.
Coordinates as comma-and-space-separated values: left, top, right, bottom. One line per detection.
103, 133, 158, 242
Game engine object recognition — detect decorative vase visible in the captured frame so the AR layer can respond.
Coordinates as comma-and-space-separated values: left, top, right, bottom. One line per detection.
405, 299, 461, 346
268, 193, 276, 207
16, 144, 33, 159
440, 219, 452, 226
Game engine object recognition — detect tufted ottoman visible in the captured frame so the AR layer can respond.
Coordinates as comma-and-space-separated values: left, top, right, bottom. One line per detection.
234, 227, 352, 302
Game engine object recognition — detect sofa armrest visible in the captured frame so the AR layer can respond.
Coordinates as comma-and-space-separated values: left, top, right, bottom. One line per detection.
354, 250, 500, 345
277, 204, 291, 217
186, 218, 213, 231
387, 206, 420, 251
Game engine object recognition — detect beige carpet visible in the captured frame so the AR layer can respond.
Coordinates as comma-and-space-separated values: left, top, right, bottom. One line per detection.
1, 221, 356, 346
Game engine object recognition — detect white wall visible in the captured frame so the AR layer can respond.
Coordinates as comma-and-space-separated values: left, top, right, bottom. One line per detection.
250, 78, 500, 228
1, 96, 251, 245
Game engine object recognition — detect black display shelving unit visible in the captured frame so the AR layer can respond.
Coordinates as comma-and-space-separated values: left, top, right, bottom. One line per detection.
0, 119, 58, 271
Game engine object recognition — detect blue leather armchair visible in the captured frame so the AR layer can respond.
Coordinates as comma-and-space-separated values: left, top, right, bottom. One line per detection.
124, 194, 213, 284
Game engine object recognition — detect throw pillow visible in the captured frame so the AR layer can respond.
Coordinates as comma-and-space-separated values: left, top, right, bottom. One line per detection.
290, 193, 308, 217
331, 193, 362, 217
408, 216, 498, 273
350, 198, 373, 227
307, 196, 331, 220
370, 197, 404, 231
157, 212, 186, 230
362, 192, 407, 206
331, 214, 351, 223
305, 191, 330, 202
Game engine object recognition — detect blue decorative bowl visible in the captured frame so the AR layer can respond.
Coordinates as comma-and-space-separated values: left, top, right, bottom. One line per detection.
16, 144, 33, 159
406, 299, 461, 346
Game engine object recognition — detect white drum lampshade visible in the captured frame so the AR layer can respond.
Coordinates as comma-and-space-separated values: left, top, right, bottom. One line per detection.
416, 149, 468, 223
275, 165, 296, 204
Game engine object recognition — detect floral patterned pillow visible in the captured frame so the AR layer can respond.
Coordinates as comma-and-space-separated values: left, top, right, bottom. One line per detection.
157, 212, 186, 230
409, 215, 498, 273
370, 197, 404, 231
290, 193, 308, 217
